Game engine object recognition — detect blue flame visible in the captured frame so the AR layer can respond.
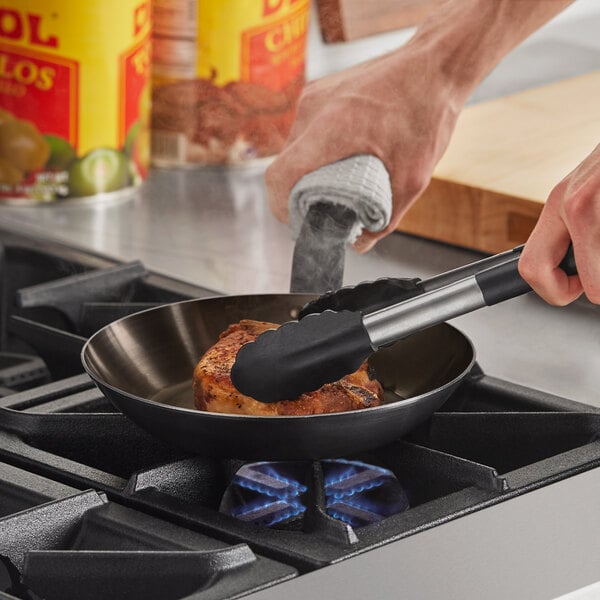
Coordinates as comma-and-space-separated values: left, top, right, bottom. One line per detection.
231, 462, 307, 499
232, 474, 303, 498
323, 460, 391, 489
230, 497, 306, 526
262, 465, 308, 493
327, 509, 356, 526
330, 478, 386, 500
322, 460, 409, 527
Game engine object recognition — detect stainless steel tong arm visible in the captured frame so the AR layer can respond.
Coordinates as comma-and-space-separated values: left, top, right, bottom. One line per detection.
363, 276, 486, 349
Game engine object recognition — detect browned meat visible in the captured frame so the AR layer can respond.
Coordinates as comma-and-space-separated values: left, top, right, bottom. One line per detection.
193, 319, 384, 416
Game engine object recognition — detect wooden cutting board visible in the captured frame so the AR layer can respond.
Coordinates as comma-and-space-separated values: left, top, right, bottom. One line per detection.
397, 71, 600, 253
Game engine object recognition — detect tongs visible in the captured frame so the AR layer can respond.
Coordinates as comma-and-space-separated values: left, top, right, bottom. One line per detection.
231, 244, 577, 402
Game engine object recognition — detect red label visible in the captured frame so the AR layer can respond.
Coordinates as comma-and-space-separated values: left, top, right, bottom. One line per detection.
118, 35, 150, 146
0, 43, 78, 147
241, 5, 308, 90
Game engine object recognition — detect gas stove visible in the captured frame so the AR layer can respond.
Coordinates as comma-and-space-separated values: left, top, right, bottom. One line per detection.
0, 230, 599, 600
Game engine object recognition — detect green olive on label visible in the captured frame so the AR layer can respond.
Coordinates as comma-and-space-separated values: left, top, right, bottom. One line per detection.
45, 135, 77, 170
0, 120, 50, 172
0, 156, 23, 185
68, 148, 130, 197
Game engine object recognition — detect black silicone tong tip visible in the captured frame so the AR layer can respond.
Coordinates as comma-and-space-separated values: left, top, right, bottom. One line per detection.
230, 310, 373, 403
299, 277, 423, 318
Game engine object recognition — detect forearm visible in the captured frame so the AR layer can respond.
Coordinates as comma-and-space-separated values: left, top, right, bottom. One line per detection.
403, 0, 576, 103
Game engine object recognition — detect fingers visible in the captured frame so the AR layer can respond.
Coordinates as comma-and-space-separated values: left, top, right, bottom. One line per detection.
519, 229, 583, 306
520, 145, 600, 306
562, 182, 600, 303
266, 108, 385, 226
353, 230, 383, 254
265, 156, 292, 224
519, 189, 583, 306
352, 208, 410, 253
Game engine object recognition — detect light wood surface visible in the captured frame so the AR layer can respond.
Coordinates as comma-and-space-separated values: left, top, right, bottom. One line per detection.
398, 71, 600, 253
316, 0, 440, 42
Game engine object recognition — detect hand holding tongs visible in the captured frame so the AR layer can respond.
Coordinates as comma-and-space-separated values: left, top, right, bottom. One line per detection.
231, 243, 577, 403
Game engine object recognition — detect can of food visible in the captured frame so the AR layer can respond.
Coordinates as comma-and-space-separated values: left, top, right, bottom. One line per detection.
0, 1, 152, 203
151, 0, 309, 167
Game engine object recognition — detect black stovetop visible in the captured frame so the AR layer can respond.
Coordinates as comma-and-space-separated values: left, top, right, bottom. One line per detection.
0, 231, 599, 600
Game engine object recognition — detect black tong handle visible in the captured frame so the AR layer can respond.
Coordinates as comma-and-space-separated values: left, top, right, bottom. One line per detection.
476, 244, 576, 305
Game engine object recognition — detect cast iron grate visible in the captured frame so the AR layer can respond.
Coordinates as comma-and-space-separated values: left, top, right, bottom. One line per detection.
0, 237, 214, 390
0, 462, 296, 600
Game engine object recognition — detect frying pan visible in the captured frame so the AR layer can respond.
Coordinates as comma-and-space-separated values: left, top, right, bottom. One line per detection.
82, 293, 475, 460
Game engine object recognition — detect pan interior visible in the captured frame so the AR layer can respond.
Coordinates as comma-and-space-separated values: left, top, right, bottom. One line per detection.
82, 294, 474, 412
369, 325, 473, 400
83, 295, 315, 410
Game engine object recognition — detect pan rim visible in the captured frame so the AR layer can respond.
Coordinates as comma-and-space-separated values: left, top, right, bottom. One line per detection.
81, 294, 477, 421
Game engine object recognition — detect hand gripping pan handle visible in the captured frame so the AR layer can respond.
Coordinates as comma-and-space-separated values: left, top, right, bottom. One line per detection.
231, 244, 577, 403
289, 154, 392, 293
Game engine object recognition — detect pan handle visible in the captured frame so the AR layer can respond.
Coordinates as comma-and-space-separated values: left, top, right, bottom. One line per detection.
289, 155, 393, 294
290, 202, 357, 293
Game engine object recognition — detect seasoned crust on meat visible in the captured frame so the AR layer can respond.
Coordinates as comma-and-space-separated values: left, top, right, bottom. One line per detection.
193, 319, 384, 416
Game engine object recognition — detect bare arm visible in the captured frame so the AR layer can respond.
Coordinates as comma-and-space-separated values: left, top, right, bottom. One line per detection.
414, 0, 576, 100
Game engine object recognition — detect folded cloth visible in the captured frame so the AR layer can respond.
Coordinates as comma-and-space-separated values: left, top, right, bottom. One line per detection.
289, 154, 393, 243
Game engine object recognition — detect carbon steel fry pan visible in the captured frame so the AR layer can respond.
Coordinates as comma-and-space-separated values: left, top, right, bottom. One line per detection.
81, 294, 475, 460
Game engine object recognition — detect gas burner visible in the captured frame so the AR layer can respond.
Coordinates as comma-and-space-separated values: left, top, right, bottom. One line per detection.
221, 462, 308, 528
322, 459, 410, 528
220, 460, 409, 529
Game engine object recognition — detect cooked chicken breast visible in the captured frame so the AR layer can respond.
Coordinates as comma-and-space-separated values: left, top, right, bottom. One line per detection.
193, 319, 384, 416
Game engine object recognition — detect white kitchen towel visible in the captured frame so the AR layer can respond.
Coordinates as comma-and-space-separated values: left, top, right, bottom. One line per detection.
288, 154, 393, 243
